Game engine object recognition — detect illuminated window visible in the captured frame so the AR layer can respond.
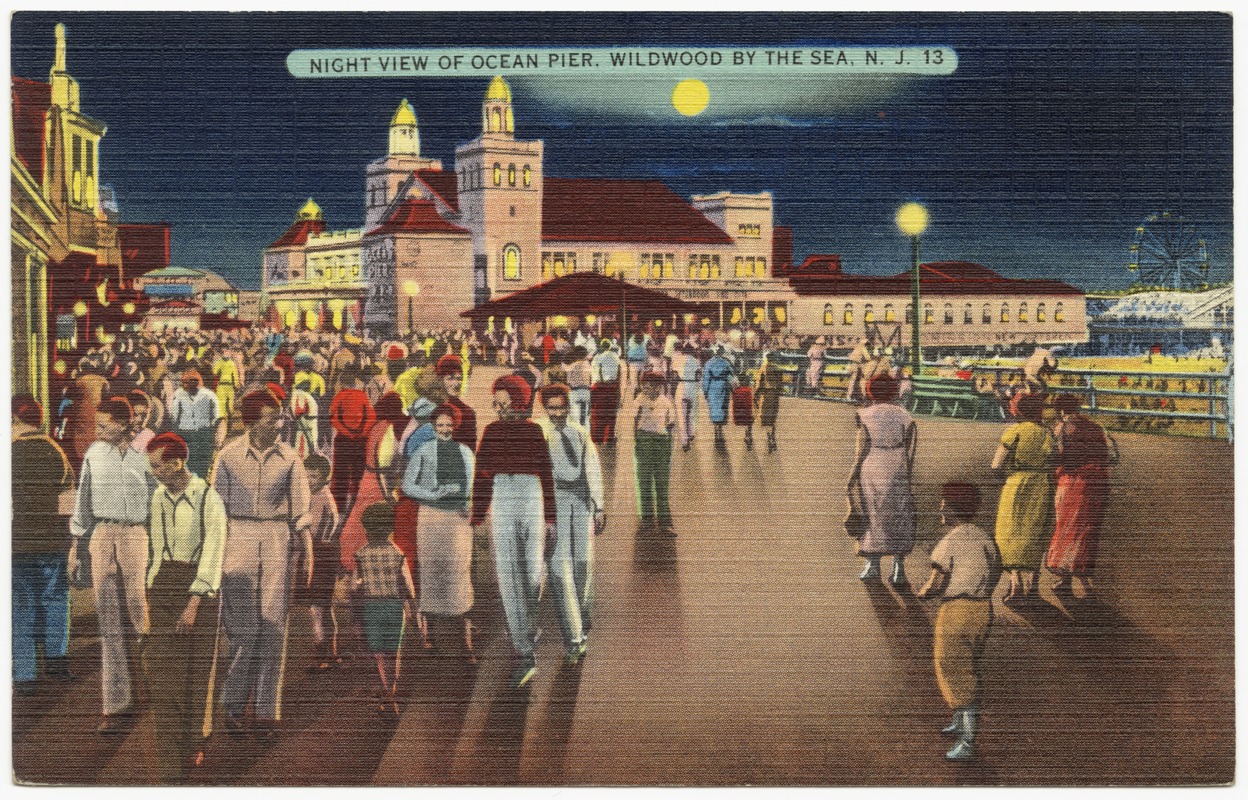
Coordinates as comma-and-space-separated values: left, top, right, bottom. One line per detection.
964, 303, 974, 324
1037, 302, 1046, 322
983, 303, 992, 324
823, 304, 834, 326
493, 163, 501, 186
925, 304, 934, 324
1018, 302, 1028, 323
351, 264, 360, 278
711, 256, 721, 279
699, 256, 711, 280
542, 252, 552, 279
553, 254, 566, 277
735, 257, 746, 278
944, 304, 954, 325
662, 253, 674, 278
864, 304, 875, 323
844, 304, 854, 325
508, 164, 516, 186
1055, 302, 1065, 323
523, 165, 532, 187
1000, 303, 1010, 323
639, 253, 651, 280
756, 257, 767, 277
884, 304, 895, 322
504, 244, 521, 280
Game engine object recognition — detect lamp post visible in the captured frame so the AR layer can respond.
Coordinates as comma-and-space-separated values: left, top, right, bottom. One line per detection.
403, 280, 420, 338
895, 202, 929, 375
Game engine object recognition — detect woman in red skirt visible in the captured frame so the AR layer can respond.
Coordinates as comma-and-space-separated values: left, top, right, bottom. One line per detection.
1045, 394, 1113, 599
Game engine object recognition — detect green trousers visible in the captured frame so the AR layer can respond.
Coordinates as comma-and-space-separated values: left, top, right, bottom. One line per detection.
634, 431, 673, 524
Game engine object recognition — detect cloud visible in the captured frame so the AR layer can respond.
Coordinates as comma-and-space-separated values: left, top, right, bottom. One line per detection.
512, 74, 912, 125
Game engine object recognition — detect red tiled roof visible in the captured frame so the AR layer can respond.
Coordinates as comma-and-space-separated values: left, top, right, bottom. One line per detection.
367, 198, 470, 237
462, 272, 699, 320
12, 77, 51, 179
790, 260, 1082, 297
416, 169, 458, 212
270, 218, 327, 249
118, 223, 172, 274
542, 178, 733, 245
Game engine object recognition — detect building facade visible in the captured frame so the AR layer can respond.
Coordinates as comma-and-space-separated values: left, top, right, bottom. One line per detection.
134, 264, 249, 333
787, 257, 1087, 349
11, 24, 152, 404
262, 75, 1087, 346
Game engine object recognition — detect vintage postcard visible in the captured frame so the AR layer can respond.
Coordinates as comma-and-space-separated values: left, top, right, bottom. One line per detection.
9, 11, 1234, 786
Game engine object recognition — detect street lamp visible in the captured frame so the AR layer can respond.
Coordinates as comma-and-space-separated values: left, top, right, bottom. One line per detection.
896, 202, 929, 375
403, 280, 420, 337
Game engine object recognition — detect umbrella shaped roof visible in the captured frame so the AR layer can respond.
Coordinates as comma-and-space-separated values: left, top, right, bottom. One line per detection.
461, 272, 699, 321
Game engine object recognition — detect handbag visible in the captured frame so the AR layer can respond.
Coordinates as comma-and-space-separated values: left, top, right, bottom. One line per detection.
844, 474, 868, 539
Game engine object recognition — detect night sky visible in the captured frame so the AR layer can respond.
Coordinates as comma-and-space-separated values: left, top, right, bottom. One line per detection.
10, 12, 1233, 293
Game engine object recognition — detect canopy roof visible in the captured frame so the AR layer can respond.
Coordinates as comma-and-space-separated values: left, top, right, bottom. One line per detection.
461, 272, 699, 321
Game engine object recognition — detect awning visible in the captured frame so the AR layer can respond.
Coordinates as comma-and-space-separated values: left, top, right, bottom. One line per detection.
461, 272, 699, 322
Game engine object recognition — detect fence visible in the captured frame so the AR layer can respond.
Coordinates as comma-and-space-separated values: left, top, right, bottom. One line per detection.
733, 350, 1233, 441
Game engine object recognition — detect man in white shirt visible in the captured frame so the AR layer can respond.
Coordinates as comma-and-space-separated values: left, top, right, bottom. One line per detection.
535, 385, 605, 665
144, 432, 228, 781
170, 369, 222, 478
917, 482, 1001, 762
633, 372, 677, 535
70, 396, 156, 733
589, 340, 622, 445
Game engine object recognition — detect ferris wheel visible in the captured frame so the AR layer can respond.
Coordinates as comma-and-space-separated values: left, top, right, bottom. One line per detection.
1128, 211, 1209, 290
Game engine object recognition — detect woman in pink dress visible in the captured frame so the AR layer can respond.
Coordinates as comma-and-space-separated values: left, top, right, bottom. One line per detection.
1045, 394, 1113, 599
338, 392, 407, 572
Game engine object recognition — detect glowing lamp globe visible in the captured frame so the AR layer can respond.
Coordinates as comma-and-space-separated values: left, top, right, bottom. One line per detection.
123, 301, 137, 315
403, 280, 420, 297
896, 203, 929, 237
73, 300, 88, 317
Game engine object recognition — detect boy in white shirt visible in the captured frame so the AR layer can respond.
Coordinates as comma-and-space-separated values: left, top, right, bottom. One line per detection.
917, 482, 1001, 761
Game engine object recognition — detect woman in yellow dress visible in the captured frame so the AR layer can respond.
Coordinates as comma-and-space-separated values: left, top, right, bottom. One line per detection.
991, 392, 1055, 603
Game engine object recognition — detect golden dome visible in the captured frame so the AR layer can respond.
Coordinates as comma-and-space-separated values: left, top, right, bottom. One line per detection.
390, 98, 417, 127
485, 75, 512, 103
296, 197, 323, 221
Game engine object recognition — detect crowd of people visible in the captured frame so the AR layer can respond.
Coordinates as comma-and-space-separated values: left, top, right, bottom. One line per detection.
13, 319, 808, 783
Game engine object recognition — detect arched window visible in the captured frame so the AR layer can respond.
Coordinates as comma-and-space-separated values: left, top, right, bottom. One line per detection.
508, 164, 516, 186
924, 304, 934, 324
884, 304, 895, 322
735, 257, 746, 278
755, 257, 767, 278
1055, 302, 1065, 323
1018, 302, 1029, 323
492, 108, 502, 132
1000, 303, 1010, 323
864, 303, 875, 323
493, 163, 502, 186
1036, 302, 1047, 322
843, 303, 854, 325
944, 303, 954, 324
823, 304, 834, 326
964, 303, 974, 324
523, 165, 532, 187
983, 303, 992, 324
503, 244, 521, 280
905, 303, 913, 324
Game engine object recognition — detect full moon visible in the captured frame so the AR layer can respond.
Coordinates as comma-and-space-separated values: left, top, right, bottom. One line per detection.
671, 79, 710, 117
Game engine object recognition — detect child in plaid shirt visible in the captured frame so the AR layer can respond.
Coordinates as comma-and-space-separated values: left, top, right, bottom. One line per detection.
353, 502, 417, 716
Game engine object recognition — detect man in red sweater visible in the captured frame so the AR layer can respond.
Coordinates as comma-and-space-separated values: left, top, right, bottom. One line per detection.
472, 375, 556, 690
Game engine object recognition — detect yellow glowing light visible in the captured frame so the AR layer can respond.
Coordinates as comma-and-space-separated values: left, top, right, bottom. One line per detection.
73, 300, 88, 317
654, 320, 662, 328
896, 202, 929, 237
403, 280, 420, 296
585, 315, 596, 325
551, 315, 568, 328
53, 359, 67, 375
700, 318, 711, 326
123, 301, 136, 315
671, 79, 710, 117
96, 279, 110, 306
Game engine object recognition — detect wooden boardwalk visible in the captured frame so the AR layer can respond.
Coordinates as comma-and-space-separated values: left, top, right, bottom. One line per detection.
12, 367, 1235, 785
